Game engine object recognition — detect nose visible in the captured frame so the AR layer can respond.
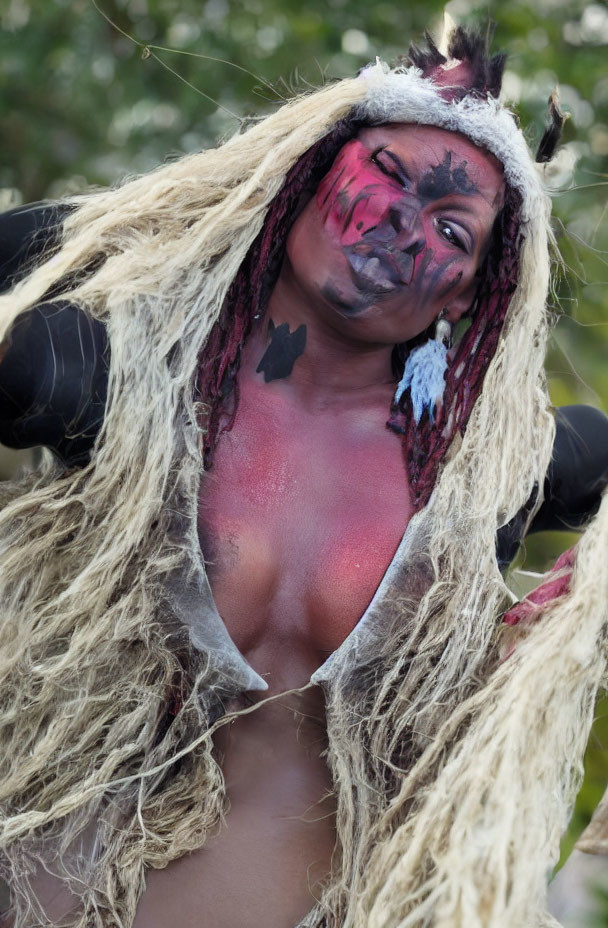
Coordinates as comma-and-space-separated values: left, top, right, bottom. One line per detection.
389, 200, 426, 257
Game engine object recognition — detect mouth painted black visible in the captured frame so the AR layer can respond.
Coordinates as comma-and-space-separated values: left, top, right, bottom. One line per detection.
343, 243, 414, 292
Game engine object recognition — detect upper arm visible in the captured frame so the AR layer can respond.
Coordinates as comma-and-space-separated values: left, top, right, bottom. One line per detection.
0, 203, 109, 466
496, 404, 608, 568
0, 302, 109, 465
0, 202, 72, 294
531, 404, 608, 533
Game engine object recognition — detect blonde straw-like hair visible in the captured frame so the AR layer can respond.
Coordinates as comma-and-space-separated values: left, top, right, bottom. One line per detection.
0, 67, 606, 928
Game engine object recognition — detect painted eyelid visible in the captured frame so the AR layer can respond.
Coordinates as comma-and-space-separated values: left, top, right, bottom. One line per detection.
371, 149, 409, 186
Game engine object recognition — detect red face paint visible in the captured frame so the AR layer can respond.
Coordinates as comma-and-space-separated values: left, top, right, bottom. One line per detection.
316, 140, 427, 294
317, 141, 405, 248
287, 124, 505, 344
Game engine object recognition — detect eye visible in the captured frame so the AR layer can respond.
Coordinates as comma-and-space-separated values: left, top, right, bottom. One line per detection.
371, 148, 408, 188
436, 219, 468, 252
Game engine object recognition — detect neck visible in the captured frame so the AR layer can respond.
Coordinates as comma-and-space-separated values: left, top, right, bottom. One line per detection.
241, 264, 396, 406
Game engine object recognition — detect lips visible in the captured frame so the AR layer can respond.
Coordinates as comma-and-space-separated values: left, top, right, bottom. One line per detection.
343, 243, 415, 293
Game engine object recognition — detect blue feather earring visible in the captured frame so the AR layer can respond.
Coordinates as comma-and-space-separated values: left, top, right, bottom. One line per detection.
394, 309, 453, 424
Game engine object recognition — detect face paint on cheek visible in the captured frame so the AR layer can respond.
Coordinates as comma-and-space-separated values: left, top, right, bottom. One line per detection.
317, 164, 346, 210
316, 141, 401, 247
407, 246, 466, 309
420, 258, 464, 303
428, 264, 464, 303
318, 142, 427, 300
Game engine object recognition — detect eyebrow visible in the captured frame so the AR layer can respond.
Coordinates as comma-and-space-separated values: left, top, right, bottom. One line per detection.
380, 147, 482, 201
375, 146, 493, 241
442, 201, 484, 215
418, 151, 479, 200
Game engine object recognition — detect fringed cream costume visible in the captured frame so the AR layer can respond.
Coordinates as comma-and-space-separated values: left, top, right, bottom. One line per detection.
0, 26, 607, 928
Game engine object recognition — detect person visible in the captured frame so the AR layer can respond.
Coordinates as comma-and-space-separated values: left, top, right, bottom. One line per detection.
0, 24, 606, 928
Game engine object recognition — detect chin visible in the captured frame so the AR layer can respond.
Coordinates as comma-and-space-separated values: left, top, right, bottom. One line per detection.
316, 253, 398, 316
319, 279, 377, 317
317, 283, 417, 347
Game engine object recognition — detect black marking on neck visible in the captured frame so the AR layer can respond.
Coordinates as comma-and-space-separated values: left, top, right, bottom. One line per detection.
256, 320, 307, 382
418, 152, 478, 201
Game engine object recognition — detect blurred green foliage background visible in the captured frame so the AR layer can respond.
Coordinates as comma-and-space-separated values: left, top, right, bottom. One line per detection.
1, 0, 607, 920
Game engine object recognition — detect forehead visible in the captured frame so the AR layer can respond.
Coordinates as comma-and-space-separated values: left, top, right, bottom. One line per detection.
357, 123, 505, 204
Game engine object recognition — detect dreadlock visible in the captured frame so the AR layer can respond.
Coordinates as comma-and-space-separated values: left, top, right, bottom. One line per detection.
0, 23, 604, 928
200, 24, 521, 512
390, 184, 522, 509
197, 120, 354, 464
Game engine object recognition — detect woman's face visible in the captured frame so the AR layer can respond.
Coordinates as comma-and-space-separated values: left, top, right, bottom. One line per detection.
285, 124, 505, 346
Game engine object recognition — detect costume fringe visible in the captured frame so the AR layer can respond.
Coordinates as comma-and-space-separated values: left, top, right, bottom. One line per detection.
0, 68, 604, 928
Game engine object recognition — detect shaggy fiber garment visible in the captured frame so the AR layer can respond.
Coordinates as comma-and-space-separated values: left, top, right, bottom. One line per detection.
0, 43, 606, 928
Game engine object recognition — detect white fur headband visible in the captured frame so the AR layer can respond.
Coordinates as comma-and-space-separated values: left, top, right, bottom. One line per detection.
355, 63, 548, 223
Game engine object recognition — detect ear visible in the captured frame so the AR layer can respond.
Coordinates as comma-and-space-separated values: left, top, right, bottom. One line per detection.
443, 277, 478, 325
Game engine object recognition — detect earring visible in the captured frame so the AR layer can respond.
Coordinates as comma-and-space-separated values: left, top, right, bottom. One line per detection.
394, 309, 453, 424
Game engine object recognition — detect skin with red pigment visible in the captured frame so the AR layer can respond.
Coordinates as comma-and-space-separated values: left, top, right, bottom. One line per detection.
291, 125, 504, 338
131, 125, 505, 928
9, 126, 505, 928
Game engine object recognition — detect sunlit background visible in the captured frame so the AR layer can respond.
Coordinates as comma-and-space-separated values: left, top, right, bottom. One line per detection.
1, 0, 607, 923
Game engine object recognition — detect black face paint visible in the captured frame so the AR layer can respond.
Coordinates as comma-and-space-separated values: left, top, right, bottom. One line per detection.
320, 282, 373, 316
417, 151, 478, 201
256, 320, 307, 382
